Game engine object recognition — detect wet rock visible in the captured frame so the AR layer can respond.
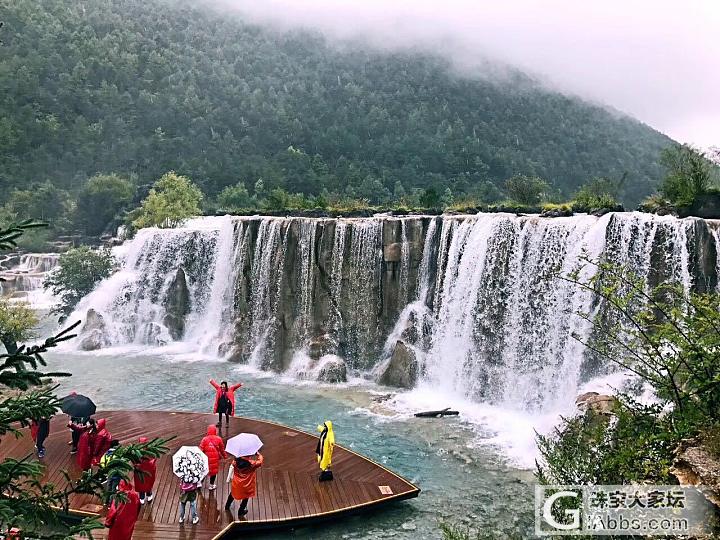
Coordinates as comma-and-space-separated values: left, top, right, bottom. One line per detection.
316, 355, 347, 383
686, 192, 720, 219
671, 438, 720, 508
308, 333, 336, 360
383, 242, 402, 263
575, 392, 616, 414
378, 340, 419, 388
163, 267, 190, 340
143, 322, 169, 346
79, 309, 109, 351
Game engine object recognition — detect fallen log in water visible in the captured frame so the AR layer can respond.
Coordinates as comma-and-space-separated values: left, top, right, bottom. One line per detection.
414, 407, 460, 418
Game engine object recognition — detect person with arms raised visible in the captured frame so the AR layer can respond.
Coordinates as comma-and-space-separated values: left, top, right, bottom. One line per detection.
210, 379, 242, 428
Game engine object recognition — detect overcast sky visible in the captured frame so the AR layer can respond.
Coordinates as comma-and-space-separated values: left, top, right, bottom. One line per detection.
216, 0, 720, 149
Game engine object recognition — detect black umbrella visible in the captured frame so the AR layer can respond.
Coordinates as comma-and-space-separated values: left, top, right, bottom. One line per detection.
60, 394, 96, 418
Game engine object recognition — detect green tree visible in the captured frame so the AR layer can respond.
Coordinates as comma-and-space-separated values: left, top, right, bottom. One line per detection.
572, 176, 622, 211
131, 172, 203, 229
2, 183, 73, 233
659, 144, 715, 207
0, 299, 38, 354
537, 257, 720, 486
217, 181, 253, 212
75, 174, 134, 236
44, 247, 116, 317
0, 220, 170, 538
419, 188, 441, 208
504, 175, 550, 205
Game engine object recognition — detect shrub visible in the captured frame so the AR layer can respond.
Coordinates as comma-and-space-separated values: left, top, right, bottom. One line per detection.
131, 171, 203, 229
659, 144, 714, 207
504, 175, 550, 205
44, 246, 116, 317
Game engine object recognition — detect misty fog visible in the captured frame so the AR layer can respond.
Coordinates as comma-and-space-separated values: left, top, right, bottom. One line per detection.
212, 0, 720, 148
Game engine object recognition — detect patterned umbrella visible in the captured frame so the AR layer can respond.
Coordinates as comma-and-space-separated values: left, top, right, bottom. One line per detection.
172, 446, 209, 484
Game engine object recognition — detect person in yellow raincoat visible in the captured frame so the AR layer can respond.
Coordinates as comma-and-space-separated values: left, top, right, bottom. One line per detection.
316, 421, 335, 481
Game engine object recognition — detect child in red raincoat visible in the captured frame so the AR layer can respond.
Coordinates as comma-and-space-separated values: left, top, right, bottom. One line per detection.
69, 418, 97, 470
92, 419, 113, 466
210, 379, 242, 427
224, 453, 263, 519
199, 424, 225, 490
104, 479, 140, 540
133, 437, 157, 504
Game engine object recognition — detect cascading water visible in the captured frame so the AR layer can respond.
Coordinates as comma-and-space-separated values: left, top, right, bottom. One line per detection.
70, 212, 719, 418
0, 253, 59, 307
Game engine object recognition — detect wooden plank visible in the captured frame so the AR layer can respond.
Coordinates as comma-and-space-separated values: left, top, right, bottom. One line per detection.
1, 410, 419, 538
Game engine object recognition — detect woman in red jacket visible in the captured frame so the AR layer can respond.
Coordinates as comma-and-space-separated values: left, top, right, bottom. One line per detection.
210, 379, 242, 428
104, 480, 140, 540
91, 419, 113, 466
133, 437, 158, 504
199, 425, 225, 490
69, 418, 97, 471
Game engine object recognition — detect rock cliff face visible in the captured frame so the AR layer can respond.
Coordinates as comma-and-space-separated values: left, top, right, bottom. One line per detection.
70, 213, 720, 410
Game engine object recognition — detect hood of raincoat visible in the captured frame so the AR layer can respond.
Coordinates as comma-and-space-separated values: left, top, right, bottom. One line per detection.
206, 425, 217, 436
97, 418, 106, 430
118, 479, 133, 492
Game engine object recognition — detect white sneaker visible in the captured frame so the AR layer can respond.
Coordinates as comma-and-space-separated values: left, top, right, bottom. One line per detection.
139, 498, 145, 505
209, 484, 216, 491
192, 516, 200, 525
146, 493, 154, 502
178, 517, 184, 524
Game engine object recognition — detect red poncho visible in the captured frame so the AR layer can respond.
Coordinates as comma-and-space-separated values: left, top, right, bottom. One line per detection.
70, 423, 95, 471
104, 480, 140, 540
199, 425, 225, 476
92, 419, 113, 466
133, 437, 157, 492
210, 379, 242, 415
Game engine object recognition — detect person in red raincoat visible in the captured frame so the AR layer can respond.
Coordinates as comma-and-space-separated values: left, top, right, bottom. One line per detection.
199, 425, 225, 490
69, 418, 97, 470
133, 437, 157, 504
104, 479, 140, 540
92, 419, 113, 466
210, 379, 242, 428
224, 453, 263, 518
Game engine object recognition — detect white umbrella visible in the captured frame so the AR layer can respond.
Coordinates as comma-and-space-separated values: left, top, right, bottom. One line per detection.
226, 433, 263, 457
172, 446, 209, 483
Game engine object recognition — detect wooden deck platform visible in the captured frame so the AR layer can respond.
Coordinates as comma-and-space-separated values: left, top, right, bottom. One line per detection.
0, 410, 419, 539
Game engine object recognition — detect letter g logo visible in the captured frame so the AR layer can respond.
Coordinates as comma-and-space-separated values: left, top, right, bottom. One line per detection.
543, 490, 581, 531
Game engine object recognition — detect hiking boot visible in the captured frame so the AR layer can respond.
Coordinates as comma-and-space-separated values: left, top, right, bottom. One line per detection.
238, 509, 248, 518
209, 484, 216, 491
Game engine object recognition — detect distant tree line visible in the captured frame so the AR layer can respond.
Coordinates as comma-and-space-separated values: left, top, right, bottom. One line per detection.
0, 0, 674, 240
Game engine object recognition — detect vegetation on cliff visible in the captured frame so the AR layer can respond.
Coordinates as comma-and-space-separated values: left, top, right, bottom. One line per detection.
1, 0, 671, 236
536, 258, 720, 487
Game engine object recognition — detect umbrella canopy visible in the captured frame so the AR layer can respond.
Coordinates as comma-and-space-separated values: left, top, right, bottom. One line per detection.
226, 433, 263, 458
60, 394, 96, 418
172, 446, 209, 483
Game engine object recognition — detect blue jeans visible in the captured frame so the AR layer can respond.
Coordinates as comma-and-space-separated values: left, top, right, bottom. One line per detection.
179, 500, 197, 520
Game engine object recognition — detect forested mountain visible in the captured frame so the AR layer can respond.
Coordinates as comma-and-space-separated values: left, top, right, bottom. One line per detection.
1, 0, 671, 207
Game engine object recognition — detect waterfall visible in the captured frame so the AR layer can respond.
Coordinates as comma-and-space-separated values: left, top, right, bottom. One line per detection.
398, 219, 411, 308
295, 219, 318, 343
247, 218, 288, 367
0, 253, 59, 307
69, 212, 719, 415
344, 219, 383, 368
